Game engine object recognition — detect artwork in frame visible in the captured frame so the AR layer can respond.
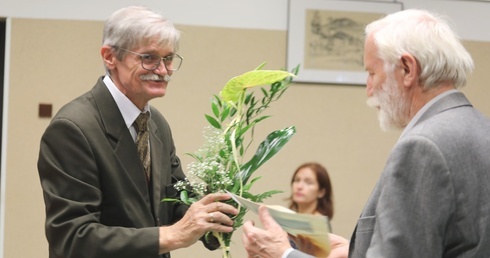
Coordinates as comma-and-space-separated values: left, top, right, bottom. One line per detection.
287, 0, 403, 85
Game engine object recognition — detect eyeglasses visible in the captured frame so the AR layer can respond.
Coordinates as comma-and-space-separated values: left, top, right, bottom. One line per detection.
115, 47, 183, 72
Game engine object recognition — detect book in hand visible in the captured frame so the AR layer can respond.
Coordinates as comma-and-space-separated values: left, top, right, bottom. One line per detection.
228, 191, 330, 257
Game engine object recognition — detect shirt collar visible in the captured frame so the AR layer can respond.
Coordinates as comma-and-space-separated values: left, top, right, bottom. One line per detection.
103, 75, 150, 129
399, 89, 458, 140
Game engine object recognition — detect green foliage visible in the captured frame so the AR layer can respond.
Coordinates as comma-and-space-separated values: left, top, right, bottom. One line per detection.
163, 63, 300, 256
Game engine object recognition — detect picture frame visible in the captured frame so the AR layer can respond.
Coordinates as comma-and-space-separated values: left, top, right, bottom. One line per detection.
287, 0, 403, 85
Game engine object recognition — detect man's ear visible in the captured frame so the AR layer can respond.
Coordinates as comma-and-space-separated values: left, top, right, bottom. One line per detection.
400, 53, 419, 87
101, 45, 117, 70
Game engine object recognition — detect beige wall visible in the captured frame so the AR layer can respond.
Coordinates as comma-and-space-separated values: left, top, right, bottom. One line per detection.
3, 18, 490, 258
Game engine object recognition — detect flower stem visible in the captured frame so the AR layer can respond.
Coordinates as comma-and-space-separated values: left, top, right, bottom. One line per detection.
212, 232, 231, 258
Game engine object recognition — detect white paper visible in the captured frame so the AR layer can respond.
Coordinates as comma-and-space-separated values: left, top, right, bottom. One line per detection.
228, 191, 331, 255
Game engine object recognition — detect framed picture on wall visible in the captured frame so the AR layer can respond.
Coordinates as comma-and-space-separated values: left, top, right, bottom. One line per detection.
287, 0, 403, 85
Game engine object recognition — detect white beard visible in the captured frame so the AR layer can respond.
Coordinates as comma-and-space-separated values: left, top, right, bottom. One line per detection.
367, 74, 410, 131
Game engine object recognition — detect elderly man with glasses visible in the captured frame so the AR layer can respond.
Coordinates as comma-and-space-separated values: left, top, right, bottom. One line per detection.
37, 6, 238, 258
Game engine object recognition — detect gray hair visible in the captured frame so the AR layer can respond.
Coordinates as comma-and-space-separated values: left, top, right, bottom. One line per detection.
102, 6, 181, 71
365, 9, 474, 89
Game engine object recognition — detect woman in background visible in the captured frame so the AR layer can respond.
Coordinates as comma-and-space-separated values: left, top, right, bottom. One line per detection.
287, 162, 334, 254
288, 162, 334, 219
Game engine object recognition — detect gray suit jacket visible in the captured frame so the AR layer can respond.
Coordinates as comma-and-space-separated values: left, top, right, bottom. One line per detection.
288, 91, 490, 258
38, 77, 186, 258
349, 91, 490, 257
288, 250, 315, 258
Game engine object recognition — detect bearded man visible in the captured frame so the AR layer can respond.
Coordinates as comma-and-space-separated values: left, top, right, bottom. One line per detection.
241, 9, 490, 258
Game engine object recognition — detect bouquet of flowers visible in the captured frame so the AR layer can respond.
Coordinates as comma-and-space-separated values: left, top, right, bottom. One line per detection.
164, 63, 299, 258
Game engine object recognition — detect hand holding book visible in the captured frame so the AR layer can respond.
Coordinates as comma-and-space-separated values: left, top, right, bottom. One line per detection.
229, 191, 331, 257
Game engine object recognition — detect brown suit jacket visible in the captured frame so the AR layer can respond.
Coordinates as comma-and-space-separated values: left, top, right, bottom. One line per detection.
38, 77, 186, 258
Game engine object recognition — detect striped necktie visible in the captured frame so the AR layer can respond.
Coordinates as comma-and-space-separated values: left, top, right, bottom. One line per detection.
134, 112, 151, 182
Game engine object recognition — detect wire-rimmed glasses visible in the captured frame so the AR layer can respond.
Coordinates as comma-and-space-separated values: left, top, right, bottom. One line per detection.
114, 46, 183, 72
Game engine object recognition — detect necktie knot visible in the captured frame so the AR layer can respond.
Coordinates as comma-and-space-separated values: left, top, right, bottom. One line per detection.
134, 112, 150, 132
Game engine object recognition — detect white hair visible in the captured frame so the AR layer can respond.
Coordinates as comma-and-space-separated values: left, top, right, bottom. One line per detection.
102, 6, 181, 72
365, 9, 474, 90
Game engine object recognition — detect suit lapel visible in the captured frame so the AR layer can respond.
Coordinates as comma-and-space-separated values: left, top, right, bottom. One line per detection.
149, 118, 163, 219
91, 77, 153, 212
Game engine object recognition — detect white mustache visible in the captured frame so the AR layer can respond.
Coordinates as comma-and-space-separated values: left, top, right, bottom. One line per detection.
140, 74, 171, 82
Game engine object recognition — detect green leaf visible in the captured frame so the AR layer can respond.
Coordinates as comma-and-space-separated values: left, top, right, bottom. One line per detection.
239, 144, 245, 156
179, 190, 198, 205
235, 116, 270, 140
180, 191, 189, 202
230, 178, 241, 193
252, 115, 270, 124
220, 106, 230, 122
211, 102, 219, 118
213, 94, 222, 107
241, 191, 254, 199
254, 62, 267, 70
291, 64, 300, 76
253, 189, 284, 202
220, 70, 295, 103
243, 176, 262, 191
205, 114, 221, 129
236, 123, 254, 137
236, 126, 296, 184
261, 87, 269, 98
185, 152, 203, 162
244, 93, 253, 105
